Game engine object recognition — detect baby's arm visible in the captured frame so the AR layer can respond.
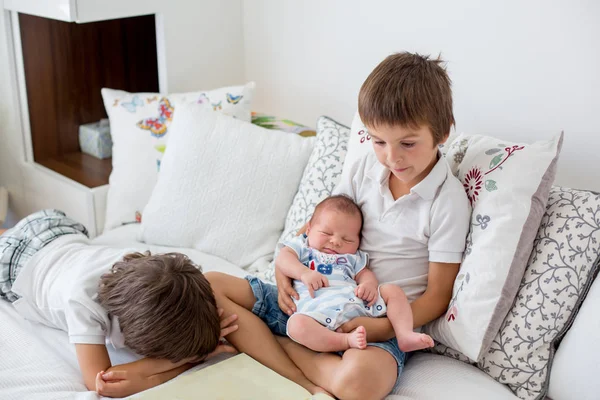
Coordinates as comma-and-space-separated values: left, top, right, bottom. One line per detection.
275, 247, 310, 281
276, 247, 328, 298
354, 268, 379, 306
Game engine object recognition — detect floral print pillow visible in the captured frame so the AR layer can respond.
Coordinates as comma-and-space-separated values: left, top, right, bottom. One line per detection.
432, 186, 600, 400
425, 132, 563, 361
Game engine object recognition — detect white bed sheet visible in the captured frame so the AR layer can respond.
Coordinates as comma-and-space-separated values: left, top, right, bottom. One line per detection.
1, 224, 516, 400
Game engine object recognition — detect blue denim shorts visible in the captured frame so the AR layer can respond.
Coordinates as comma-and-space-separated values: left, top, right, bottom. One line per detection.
245, 276, 406, 392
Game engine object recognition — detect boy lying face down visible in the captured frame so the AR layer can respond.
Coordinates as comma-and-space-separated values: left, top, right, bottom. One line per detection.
0, 209, 238, 397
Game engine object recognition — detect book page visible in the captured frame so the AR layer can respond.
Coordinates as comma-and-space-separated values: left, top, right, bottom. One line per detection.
131, 353, 330, 400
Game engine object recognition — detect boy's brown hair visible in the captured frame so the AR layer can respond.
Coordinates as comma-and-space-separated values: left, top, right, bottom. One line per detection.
358, 52, 454, 144
98, 252, 220, 362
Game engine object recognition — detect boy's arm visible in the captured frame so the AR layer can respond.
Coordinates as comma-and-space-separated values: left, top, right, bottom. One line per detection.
95, 363, 194, 398
75, 344, 112, 391
75, 344, 180, 396
105, 357, 191, 377
410, 261, 458, 328
97, 312, 238, 397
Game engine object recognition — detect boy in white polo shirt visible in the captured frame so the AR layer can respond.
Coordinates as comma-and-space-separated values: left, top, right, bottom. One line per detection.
206, 52, 471, 399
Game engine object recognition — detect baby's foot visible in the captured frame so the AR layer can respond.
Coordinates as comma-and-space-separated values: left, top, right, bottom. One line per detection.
397, 332, 434, 352
346, 326, 367, 350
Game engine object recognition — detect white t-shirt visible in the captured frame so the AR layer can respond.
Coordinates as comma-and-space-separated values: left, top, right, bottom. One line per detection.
12, 234, 134, 348
334, 151, 471, 302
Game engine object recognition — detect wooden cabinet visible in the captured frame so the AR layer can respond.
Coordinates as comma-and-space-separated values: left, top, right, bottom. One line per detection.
17, 13, 159, 188
7, 10, 160, 237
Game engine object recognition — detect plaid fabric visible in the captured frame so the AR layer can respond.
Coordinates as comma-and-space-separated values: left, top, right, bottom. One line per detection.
0, 209, 88, 302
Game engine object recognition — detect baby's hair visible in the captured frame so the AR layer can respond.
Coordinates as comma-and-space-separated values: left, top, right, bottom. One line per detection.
358, 52, 454, 144
311, 195, 363, 230
97, 251, 220, 362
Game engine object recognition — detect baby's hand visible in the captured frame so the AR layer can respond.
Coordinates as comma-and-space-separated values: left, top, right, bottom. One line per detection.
300, 270, 329, 298
355, 282, 378, 306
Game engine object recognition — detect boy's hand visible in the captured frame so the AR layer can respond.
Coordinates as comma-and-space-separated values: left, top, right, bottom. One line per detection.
275, 267, 298, 316
204, 308, 239, 361
300, 270, 329, 298
355, 282, 378, 306
182, 308, 239, 364
96, 369, 149, 398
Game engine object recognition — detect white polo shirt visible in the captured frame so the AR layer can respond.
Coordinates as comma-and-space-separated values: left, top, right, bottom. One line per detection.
334, 151, 471, 302
12, 234, 131, 348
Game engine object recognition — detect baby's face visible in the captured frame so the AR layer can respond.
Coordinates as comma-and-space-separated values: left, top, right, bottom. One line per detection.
306, 209, 361, 255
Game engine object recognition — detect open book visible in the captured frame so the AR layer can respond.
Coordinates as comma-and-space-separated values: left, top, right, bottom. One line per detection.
131, 353, 332, 400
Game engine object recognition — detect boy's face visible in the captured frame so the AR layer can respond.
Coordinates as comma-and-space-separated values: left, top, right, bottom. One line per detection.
368, 123, 447, 189
306, 209, 361, 255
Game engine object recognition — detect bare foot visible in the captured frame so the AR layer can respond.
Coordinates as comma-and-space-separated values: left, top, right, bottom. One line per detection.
346, 326, 367, 350
397, 332, 434, 352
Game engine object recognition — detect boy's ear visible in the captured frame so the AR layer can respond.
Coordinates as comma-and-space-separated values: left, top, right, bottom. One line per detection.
438, 131, 451, 146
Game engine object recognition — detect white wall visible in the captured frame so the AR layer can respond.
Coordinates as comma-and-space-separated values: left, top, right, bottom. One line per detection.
1, 0, 597, 226
0, 4, 27, 227
159, 0, 244, 93
242, 0, 600, 191
0, 0, 245, 223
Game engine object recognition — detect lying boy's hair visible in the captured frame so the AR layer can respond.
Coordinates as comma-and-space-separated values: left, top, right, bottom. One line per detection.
358, 52, 454, 144
312, 195, 363, 229
98, 252, 220, 362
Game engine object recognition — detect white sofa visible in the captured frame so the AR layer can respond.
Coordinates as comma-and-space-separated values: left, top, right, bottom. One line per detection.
96, 186, 600, 400
1, 105, 597, 400
2, 217, 595, 400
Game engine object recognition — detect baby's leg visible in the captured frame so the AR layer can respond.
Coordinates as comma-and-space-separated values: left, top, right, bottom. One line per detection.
287, 314, 367, 352
379, 284, 434, 352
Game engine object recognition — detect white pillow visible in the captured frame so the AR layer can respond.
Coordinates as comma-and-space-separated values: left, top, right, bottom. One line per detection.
138, 106, 315, 268
101, 82, 255, 232
425, 132, 563, 361
341, 111, 372, 176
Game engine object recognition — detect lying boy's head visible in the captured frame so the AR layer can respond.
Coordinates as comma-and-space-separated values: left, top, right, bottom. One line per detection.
358, 52, 454, 145
307, 195, 363, 255
98, 252, 220, 362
